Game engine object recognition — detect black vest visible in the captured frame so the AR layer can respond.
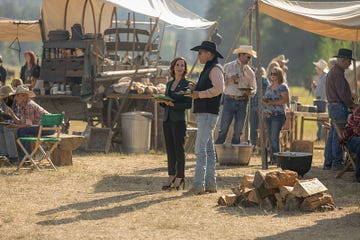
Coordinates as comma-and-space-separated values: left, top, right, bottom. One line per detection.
193, 58, 222, 114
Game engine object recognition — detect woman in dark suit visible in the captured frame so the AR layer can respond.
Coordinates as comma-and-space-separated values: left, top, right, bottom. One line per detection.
160, 57, 192, 190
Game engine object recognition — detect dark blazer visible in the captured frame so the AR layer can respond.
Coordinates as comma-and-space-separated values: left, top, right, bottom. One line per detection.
161, 78, 192, 122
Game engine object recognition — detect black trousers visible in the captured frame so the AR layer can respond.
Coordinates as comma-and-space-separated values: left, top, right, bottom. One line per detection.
163, 120, 186, 178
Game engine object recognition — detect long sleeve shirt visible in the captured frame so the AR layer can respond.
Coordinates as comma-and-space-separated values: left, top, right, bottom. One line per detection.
340, 106, 360, 144
198, 66, 224, 99
326, 64, 355, 108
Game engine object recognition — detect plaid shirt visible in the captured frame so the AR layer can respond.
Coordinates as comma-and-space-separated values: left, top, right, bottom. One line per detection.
16, 99, 49, 125
340, 106, 360, 144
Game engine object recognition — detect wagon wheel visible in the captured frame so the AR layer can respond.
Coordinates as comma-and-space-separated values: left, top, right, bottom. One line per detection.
105, 98, 121, 129
104, 98, 122, 151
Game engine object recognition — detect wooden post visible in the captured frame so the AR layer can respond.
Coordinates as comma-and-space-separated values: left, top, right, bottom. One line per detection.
255, 0, 267, 169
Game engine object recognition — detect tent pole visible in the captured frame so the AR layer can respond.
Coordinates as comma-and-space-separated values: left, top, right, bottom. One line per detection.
352, 41, 358, 98
255, 0, 267, 169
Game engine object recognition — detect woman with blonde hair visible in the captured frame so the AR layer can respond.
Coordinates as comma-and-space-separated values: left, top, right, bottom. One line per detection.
263, 66, 290, 164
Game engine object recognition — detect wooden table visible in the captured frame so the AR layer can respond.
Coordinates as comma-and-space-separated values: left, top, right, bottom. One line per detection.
289, 111, 329, 150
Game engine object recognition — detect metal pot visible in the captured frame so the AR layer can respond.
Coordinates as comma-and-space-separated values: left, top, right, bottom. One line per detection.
274, 152, 313, 177
313, 99, 327, 113
215, 143, 252, 166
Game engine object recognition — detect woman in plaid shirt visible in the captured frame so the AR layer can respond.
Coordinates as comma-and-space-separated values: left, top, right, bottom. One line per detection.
6, 85, 50, 164
339, 106, 360, 182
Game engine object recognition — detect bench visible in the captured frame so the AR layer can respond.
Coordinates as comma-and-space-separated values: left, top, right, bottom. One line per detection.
50, 134, 84, 166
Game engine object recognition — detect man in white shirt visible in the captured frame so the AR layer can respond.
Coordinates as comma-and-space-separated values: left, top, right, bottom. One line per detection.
215, 45, 257, 144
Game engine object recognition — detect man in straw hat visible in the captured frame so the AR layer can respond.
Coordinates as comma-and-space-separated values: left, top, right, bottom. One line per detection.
311, 59, 329, 141
0, 85, 18, 163
324, 48, 359, 171
215, 45, 257, 145
186, 40, 224, 195
6, 85, 50, 163
272, 54, 289, 82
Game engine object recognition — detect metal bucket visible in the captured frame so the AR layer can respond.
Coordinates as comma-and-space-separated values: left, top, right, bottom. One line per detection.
121, 111, 153, 153
215, 143, 252, 166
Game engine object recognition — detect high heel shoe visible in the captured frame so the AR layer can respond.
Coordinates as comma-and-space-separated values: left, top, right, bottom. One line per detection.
161, 176, 176, 190
169, 178, 185, 190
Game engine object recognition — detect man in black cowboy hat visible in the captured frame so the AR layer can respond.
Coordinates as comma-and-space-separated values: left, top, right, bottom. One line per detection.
324, 48, 359, 171
186, 41, 224, 195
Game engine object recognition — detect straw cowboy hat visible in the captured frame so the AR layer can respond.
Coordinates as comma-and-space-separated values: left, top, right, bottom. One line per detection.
274, 54, 289, 63
191, 41, 224, 59
232, 45, 257, 58
0, 85, 15, 99
313, 59, 329, 73
15, 85, 36, 98
333, 48, 355, 60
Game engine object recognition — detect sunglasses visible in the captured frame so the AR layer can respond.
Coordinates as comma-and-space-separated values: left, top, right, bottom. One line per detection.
270, 72, 278, 76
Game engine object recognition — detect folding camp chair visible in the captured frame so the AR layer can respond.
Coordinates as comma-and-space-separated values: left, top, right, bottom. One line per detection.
332, 120, 357, 178
16, 114, 64, 171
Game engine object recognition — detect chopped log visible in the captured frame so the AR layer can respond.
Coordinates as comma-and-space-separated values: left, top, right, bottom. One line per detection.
253, 169, 283, 188
274, 193, 285, 209
264, 170, 298, 189
257, 184, 279, 199
300, 193, 334, 212
279, 186, 294, 200
231, 186, 242, 196
218, 194, 239, 206
284, 194, 302, 211
241, 174, 254, 189
292, 178, 328, 198
247, 189, 260, 204
260, 196, 275, 211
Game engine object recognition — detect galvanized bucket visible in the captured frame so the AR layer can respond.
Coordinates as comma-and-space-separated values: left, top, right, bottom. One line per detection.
215, 143, 252, 166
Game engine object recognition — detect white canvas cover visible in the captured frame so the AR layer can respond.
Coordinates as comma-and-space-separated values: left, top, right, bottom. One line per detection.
0, 18, 41, 42
41, 0, 216, 40
259, 0, 360, 41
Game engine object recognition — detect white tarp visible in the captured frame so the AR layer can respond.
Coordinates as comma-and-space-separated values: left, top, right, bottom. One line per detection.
41, 0, 216, 40
0, 18, 41, 42
259, 0, 360, 41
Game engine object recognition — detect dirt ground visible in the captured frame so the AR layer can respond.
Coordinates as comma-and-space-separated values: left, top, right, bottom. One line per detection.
0, 149, 360, 240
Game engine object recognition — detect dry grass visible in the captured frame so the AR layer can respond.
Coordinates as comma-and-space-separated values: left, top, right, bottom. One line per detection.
0, 148, 360, 240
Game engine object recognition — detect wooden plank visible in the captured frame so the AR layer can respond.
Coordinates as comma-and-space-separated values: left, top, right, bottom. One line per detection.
292, 178, 328, 198
263, 170, 298, 189
300, 193, 334, 212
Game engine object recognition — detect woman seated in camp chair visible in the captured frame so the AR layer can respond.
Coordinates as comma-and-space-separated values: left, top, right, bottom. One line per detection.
339, 105, 360, 182
6, 85, 52, 163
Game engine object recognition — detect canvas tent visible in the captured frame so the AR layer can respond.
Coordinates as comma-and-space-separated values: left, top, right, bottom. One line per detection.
0, 18, 41, 42
41, 0, 216, 40
0, 0, 215, 42
258, 0, 360, 41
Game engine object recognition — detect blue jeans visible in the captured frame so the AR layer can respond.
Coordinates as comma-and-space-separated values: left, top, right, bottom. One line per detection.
324, 103, 348, 168
250, 105, 259, 146
265, 114, 285, 164
193, 113, 219, 189
345, 137, 360, 182
215, 95, 248, 144
17, 126, 54, 161
0, 126, 18, 159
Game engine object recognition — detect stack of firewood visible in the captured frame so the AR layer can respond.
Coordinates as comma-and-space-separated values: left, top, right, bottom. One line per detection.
218, 169, 335, 212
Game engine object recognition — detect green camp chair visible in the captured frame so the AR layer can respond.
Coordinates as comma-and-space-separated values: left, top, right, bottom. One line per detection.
16, 114, 64, 171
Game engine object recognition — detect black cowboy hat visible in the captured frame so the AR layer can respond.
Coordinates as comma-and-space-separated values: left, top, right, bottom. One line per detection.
333, 48, 355, 60
191, 41, 223, 59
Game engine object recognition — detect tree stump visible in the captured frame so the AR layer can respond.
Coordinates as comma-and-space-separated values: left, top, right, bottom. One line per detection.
51, 134, 84, 166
